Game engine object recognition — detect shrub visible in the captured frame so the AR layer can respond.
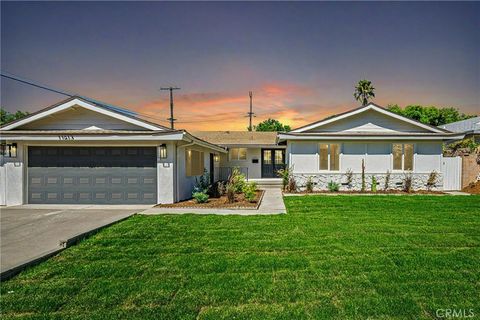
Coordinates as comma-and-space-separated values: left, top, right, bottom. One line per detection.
403, 173, 413, 193
361, 159, 366, 192
384, 170, 391, 191
228, 167, 246, 194
305, 176, 314, 193
226, 182, 236, 203
242, 182, 257, 202
371, 176, 377, 193
328, 181, 339, 192
192, 191, 209, 203
287, 176, 297, 193
426, 170, 438, 191
216, 181, 226, 197
277, 167, 290, 191
193, 169, 211, 194
345, 169, 353, 188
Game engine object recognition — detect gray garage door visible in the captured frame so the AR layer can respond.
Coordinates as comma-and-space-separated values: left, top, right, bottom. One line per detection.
28, 147, 157, 204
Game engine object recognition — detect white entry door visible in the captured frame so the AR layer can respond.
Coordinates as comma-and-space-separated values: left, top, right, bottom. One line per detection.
441, 156, 462, 191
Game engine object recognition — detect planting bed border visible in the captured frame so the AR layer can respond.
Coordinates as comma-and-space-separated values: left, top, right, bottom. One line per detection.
156, 190, 265, 210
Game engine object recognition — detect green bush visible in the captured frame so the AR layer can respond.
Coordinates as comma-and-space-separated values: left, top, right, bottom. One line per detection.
242, 182, 258, 202
328, 181, 339, 192
228, 167, 246, 194
193, 169, 211, 194
277, 167, 290, 191
371, 176, 377, 193
192, 191, 209, 203
226, 182, 236, 203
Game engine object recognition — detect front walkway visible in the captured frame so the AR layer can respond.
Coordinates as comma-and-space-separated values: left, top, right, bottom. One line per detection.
140, 188, 286, 215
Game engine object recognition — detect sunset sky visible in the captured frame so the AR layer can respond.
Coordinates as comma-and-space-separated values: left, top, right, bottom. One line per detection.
1, 1, 479, 130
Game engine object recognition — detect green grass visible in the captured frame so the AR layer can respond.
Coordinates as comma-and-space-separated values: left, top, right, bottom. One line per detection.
2, 196, 479, 319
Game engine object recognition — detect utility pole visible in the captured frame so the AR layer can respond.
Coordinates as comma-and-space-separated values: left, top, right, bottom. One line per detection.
160, 86, 180, 129
247, 91, 255, 131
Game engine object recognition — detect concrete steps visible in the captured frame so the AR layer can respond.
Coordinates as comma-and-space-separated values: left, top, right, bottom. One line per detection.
248, 178, 283, 189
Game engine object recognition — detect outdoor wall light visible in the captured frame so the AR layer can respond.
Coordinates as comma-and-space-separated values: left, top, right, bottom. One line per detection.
159, 144, 167, 159
213, 154, 220, 162
0, 142, 17, 158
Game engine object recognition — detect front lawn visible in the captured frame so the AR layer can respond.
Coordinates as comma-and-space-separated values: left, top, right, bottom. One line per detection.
2, 196, 479, 319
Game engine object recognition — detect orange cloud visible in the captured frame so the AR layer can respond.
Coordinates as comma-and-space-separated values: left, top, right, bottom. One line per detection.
133, 82, 353, 131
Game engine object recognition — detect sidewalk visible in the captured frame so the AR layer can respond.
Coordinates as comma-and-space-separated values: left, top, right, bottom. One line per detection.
140, 188, 286, 215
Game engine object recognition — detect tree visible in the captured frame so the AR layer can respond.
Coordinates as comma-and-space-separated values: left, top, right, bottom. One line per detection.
386, 104, 476, 126
254, 118, 291, 132
354, 79, 375, 106
0, 110, 29, 125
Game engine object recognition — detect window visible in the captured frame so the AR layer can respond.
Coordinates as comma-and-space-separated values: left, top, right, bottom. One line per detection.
229, 148, 247, 161
392, 143, 414, 171
186, 149, 204, 176
263, 150, 272, 164
275, 150, 284, 164
319, 143, 340, 171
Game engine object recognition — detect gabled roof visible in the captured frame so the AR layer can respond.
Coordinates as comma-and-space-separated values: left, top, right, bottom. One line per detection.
191, 131, 278, 146
291, 102, 448, 134
0, 96, 171, 131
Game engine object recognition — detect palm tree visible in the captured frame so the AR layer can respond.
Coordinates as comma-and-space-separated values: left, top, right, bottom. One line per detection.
354, 79, 375, 106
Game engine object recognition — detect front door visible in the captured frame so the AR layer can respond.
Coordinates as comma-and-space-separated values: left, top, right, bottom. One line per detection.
261, 149, 285, 178
209, 153, 215, 183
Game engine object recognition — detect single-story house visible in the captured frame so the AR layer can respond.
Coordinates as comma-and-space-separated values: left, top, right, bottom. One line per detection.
439, 116, 480, 143
191, 131, 285, 181
0, 97, 226, 206
279, 103, 464, 191
0, 98, 464, 206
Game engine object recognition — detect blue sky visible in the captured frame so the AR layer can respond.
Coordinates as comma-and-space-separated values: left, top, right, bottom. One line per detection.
1, 1, 478, 130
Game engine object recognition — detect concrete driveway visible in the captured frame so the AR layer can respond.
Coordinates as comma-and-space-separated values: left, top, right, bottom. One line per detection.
1, 205, 151, 277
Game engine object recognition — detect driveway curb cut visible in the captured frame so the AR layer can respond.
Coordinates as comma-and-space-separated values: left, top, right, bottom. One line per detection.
0, 214, 134, 281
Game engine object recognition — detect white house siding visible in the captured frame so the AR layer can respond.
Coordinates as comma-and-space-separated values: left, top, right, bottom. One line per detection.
219, 147, 262, 180
305, 109, 431, 133
157, 142, 175, 204
0, 142, 25, 206
19, 108, 146, 131
287, 140, 444, 191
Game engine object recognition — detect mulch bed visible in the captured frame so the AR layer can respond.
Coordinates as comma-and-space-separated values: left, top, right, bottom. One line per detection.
156, 190, 264, 209
462, 181, 480, 194
287, 190, 445, 195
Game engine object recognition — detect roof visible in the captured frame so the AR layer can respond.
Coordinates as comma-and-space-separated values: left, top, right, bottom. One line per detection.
190, 131, 278, 146
0, 96, 171, 131
291, 102, 449, 134
439, 116, 480, 134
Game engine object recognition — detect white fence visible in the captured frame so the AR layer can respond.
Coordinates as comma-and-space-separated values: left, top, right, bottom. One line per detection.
441, 156, 462, 191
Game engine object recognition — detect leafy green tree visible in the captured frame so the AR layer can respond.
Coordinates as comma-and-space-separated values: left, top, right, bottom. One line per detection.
354, 79, 375, 106
254, 118, 291, 132
386, 104, 476, 126
0, 109, 29, 125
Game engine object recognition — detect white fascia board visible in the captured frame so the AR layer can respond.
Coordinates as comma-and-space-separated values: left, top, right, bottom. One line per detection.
1, 98, 164, 131
278, 133, 465, 141
291, 104, 444, 134
183, 133, 227, 153
2, 133, 185, 141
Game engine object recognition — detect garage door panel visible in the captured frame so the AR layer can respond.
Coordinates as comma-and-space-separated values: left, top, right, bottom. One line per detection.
28, 147, 157, 204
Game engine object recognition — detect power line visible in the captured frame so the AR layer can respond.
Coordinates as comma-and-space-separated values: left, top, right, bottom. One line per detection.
160, 86, 180, 129
1, 72, 73, 97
